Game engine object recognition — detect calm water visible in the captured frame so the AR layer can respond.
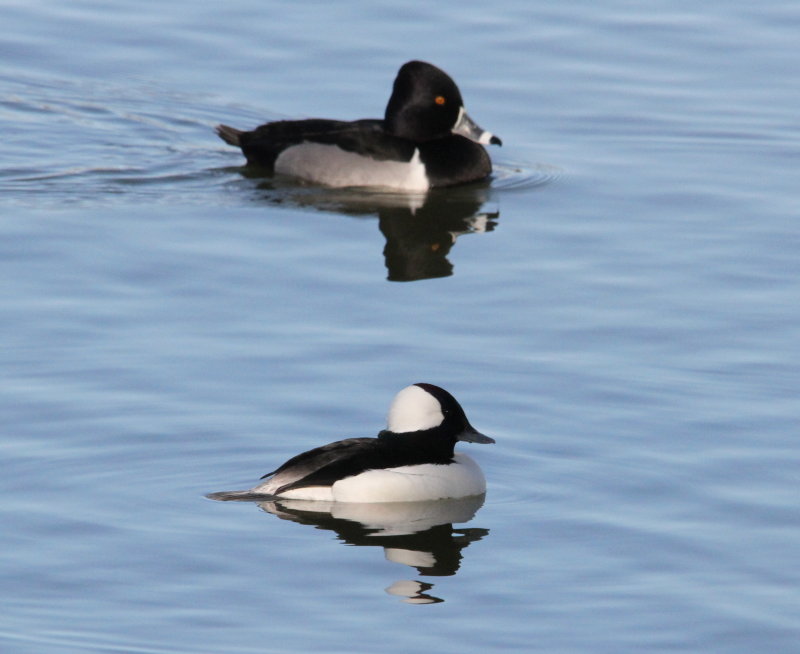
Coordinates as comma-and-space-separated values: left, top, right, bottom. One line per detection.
2, 0, 799, 652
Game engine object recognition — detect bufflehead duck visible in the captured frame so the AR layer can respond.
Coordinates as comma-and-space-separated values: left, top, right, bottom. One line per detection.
210, 383, 494, 503
216, 61, 501, 191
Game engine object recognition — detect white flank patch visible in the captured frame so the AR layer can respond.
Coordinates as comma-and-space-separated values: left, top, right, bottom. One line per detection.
251, 453, 486, 503
274, 142, 429, 191
330, 453, 486, 503
386, 384, 445, 433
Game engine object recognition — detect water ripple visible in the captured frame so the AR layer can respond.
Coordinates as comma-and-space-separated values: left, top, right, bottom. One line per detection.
491, 161, 562, 191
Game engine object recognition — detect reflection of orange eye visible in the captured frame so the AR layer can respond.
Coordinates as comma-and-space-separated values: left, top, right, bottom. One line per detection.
435, 95, 446, 105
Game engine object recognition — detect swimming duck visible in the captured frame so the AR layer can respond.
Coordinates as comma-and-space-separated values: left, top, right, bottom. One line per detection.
210, 383, 494, 502
216, 61, 501, 191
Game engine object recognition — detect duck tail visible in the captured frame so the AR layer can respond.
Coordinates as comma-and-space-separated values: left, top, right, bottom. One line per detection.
215, 124, 243, 146
206, 489, 260, 501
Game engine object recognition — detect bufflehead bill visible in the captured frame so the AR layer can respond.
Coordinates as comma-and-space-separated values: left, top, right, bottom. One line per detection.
216, 61, 501, 191
209, 383, 494, 503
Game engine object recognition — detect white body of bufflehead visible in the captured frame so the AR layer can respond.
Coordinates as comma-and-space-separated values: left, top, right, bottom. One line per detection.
209, 383, 494, 503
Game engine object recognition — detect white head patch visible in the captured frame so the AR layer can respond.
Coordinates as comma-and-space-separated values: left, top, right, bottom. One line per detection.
386, 385, 445, 433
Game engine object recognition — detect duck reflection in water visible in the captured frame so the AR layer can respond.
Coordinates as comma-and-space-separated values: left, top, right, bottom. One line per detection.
378, 191, 498, 281
239, 175, 499, 282
234, 495, 489, 604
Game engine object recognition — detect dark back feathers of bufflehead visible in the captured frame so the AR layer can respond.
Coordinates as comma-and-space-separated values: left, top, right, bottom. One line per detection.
262, 432, 458, 496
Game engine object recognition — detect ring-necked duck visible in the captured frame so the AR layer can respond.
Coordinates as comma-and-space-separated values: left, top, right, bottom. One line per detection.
216, 61, 501, 191
208, 383, 494, 502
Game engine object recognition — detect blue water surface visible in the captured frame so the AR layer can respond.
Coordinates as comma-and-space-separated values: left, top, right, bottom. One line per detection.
2, 1, 799, 652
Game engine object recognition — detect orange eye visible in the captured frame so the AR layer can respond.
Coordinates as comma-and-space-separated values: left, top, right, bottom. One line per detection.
434, 95, 446, 105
